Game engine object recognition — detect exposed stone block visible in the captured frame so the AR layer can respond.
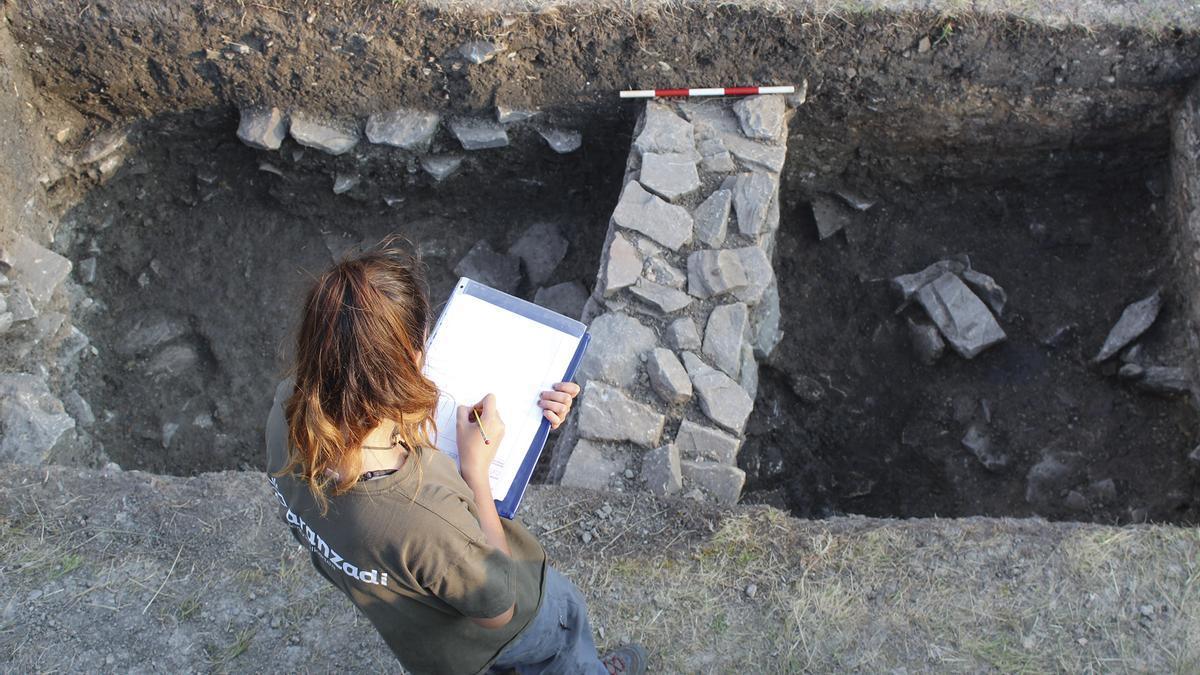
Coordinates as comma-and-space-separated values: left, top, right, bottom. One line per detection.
647, 348, 692, 404
577, 382, 665, 448
577, 312, 656, 387
612, 181, 693, 250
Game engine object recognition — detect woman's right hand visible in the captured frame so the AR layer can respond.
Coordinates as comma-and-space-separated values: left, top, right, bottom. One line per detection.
455, 393, 506, 485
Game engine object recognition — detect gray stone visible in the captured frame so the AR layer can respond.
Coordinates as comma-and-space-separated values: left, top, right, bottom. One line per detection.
237, 107, 287, 150
961, 422, 1008, 471
693, 189, 732, 247
1025, 452, 1080, 506
421, 155, 463, 181
733, 95, 787, 140
643, 257, 686, 289
538, 128, 582, 154
576, 382, 664, 448
811, 195, 852, 240
908, 318, 946, 365
0, 374, 74, 464
448, 118, 509, 150
786, 79, 809, 107
578, 312, 655, 387
961, 269, 1007, 316
56, 325, 90, 364
698, 138, 736, 173
703, 303, 750, 378
453, 240, 522, 294
835, 188, 876, 211
611, 181, 693, 250
891, 259, 968, 303
289, 113, 359, 155
733, 172, 777, 237
603, 232, 641, 297
730, 246, 774, 305
533, 281, 588, 319
32, 311, 65, 345
496, 105, 539, 124
365, 109, 441, 151
332, 173, 359, 195
560, 439, 623, 490
750, 280, 782, 359
687, 249, 748, 299
509, 223, 568, 285
1094, 291, 1162, 362
78, 129, 127, 165
459, 40, 500, 64
0, 235, 72, 305
680, 101, 742, 137
739, 344, 758, 399
690, 360, 754, 434
681, 460, 746, 505
721, 133, 787, 173
117, 311, 189, 358
78, 257, 97, 284
916, 273, 1007, 359
145, 344, 200, 378
666, 317, 702, 351
7, 286, 36, 322
675, 419, 741, 464
647, 348, 692, 404
642, 444, 683, 496
63, 390, 95, 427
634, 103, 695, 155
1134, 366, 1191, 396
630, 279, 693, 313
639, 152, 701, 201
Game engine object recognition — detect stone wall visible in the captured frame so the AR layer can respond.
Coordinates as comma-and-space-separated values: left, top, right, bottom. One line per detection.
1168, 80, 1200, 404
551, 96, 794, 505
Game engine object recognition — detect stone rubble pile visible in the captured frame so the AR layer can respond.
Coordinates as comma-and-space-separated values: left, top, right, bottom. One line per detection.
1092, 290, 1194, 397
891, 257, 1007, 362
554, 96, 795, 506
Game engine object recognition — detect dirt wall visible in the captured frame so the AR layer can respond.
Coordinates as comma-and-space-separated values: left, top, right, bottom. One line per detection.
1168, 80, 1200, 401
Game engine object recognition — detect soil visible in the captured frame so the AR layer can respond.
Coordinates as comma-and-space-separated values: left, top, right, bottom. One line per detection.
740, 166, 1200, 525
57, 109, 628, 475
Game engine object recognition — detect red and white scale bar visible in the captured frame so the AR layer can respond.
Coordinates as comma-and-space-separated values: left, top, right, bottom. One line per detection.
619, 85, 794, 99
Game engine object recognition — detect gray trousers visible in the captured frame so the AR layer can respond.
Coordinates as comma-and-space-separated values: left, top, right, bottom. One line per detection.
487, 566, 607, 675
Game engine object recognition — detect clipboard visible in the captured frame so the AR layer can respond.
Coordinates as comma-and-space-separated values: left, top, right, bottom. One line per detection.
424, 277, 591, 519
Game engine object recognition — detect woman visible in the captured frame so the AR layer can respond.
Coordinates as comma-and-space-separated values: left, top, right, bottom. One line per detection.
265, 238, 646, 674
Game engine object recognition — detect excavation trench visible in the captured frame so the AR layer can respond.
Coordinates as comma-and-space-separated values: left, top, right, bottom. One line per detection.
4, 2, 1200, 526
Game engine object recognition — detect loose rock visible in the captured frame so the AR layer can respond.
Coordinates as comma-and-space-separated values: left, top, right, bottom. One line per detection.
289, 113, 359, 155
236, 107, 287, 150
332, 174, 358, 195
733, 172, 777, 237
642, 444, 683, 496
811, 195, 852, 240
560, 439, 623, 491
730, 246, 774, 305
647, 348, 692, 404
693, 189, 732, 247
117, 311, 189, 358
509, 223, 568, 285
365, 109, 440, 151
835, 188, 876, 211
750, 280, 782, 358
907, 318, 946, 365
603, 232, 642, 296
577, 312, 655, 387
733, 95, 787, 141
1134, 366, 1191, 396
639, 152, 701, 201
576, 382, 665, 448
0, 373, 75, 464
703, 303, 749, 378
666, 317, 702, 351
630, 279, 693, 313
681, 460, 746, 505
891, 259, 968, 303
452, 240, 522, 294
78, 129, 128, 165
1, 234, 72, 305
420, 155, 463, 182
675, 419, 741, 464
448, 118, 509, 150
538, 128, 582, 154
496, 105, 539, 124
916, 272, 1006, 359
145, 344, 200, 378
687, 249, 748, 299
961, 422, 1008, 471
62, 390, 95, 427
533, 281, 588, 319
459, 40, 500, 64
689, 360, 754, 434
961, 269, 1007, 316
634, 103, 695, 155
1094, 291, 1162, 362
611, 181, 693, 250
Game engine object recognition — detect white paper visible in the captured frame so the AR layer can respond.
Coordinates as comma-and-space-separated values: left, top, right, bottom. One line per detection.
423, 291, 580, 500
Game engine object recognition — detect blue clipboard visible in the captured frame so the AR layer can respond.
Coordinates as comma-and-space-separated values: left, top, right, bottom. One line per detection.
432, 278, 591, 519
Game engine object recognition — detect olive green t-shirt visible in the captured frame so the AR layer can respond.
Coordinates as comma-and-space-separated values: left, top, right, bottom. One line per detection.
265, 379, 547, 674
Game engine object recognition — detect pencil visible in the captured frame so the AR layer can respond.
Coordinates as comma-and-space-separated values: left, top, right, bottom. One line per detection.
472, 407, 491, 445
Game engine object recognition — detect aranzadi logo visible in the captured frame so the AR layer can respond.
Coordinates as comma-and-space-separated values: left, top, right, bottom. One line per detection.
269, 476, 390, 588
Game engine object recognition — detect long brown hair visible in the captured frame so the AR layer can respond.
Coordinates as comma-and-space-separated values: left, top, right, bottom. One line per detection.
278, 236, 439, 513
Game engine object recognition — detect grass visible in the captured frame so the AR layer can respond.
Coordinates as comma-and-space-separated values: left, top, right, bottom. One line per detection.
205, 626, 258, 670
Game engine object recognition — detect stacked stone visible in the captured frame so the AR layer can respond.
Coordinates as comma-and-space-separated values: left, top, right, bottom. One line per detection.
235, 104, 581, 198
556, 97, 791, 505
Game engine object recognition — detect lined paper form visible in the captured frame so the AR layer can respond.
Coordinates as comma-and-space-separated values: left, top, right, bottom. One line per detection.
423, 285, 583, 501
